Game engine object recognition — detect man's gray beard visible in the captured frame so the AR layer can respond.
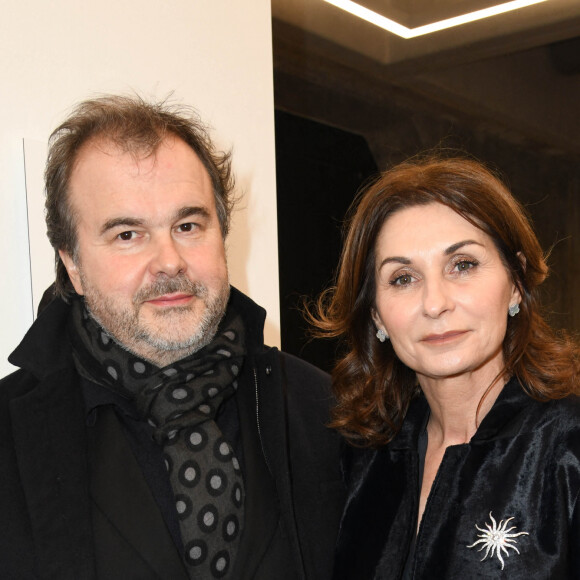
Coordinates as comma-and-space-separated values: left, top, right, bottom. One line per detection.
81, 272, 230, 364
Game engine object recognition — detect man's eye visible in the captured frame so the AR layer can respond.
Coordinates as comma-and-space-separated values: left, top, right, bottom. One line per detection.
117, 231, 135, 241
178, 223, 197, 232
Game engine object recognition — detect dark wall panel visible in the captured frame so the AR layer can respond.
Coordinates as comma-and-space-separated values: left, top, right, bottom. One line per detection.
275, 110, 377, 372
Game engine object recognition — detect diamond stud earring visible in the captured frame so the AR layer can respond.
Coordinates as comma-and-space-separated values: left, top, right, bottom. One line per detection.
376, 329, 388, 342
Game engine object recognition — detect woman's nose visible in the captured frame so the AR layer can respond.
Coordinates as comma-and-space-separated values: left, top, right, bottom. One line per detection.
422, 277, 454, 318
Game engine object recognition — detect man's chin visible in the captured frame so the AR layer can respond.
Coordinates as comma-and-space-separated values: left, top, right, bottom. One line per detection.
132, 316, 220, 360
123, 333, 208, 367
136, 325, 208, 352
146, 301, 197, 314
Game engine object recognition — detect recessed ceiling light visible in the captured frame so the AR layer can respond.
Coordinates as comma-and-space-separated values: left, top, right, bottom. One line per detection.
323, 0, 549, 39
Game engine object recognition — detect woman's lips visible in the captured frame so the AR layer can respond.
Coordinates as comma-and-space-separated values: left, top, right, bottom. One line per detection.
421, 330, 469, 344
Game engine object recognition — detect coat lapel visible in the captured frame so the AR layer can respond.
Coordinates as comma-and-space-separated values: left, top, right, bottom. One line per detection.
334, 396, 429, 580
88, 405, 188, 580
333, 447, 417, 580
231, 360, 281, 580
10, 369, 96, 580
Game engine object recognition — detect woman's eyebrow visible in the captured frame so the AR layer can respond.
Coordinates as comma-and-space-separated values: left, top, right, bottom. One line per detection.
445, 239, 484, 255
377, 240, 485, 270
378, 256, 411, 270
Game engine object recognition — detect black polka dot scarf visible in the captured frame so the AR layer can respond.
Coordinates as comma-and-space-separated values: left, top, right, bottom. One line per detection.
69, 298, 246, 579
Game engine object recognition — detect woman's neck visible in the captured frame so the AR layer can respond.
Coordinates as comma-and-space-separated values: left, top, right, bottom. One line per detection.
419, 368, 507, 447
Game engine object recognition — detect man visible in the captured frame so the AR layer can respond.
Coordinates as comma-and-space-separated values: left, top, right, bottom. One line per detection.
0, 95, 344, 579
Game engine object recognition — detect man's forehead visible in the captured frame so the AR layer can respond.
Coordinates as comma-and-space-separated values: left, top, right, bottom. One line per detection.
74, 135, 159, 169
70, 134, 209, 181
68, 135, 215, 220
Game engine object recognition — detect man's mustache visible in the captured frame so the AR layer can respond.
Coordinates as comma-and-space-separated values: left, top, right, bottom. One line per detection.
133, 275, 207, 304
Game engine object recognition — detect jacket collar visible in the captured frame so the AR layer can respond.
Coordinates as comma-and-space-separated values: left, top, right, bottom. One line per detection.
471, 376, 537, 442
8, 295, 74, 379
227, 286, 267, 355
389, 376, 536, 451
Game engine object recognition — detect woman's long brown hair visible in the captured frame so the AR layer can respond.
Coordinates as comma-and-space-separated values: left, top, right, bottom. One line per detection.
309, 156, 579, 448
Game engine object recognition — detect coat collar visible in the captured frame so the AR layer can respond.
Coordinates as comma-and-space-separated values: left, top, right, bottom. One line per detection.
471, 376, 538, 442
227, 286, 267, 355
8, 295, 74, 380
389, 376, 537, 451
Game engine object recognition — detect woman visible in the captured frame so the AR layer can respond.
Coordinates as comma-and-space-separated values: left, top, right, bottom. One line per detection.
312, 157, 580, 578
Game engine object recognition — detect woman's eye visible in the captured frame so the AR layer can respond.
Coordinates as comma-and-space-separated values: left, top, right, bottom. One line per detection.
454, 260, 478, 272
390, 273, 414, 286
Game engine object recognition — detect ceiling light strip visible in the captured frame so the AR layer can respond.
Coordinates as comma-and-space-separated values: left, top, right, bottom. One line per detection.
323, 0, 549, 39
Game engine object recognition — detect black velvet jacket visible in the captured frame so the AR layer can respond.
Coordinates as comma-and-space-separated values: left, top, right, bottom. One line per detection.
0, 287, 345, 579
334, 378, 580, 579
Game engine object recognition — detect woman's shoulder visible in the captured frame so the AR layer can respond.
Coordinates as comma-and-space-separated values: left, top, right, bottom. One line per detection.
533, 393, 580, 424
477, 381, 580, 457
523, 394, 580, 456
504, 377, 580, 430
340, 442, 378, 487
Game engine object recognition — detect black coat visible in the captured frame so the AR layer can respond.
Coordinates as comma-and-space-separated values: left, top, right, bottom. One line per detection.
334, 378, 580, 579
0, 287, 345, 579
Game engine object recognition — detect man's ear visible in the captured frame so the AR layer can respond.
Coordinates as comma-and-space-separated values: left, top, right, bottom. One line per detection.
58, 250, 84, 296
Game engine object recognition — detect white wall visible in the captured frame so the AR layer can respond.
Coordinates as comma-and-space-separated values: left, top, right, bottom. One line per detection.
0, 0, 280, 378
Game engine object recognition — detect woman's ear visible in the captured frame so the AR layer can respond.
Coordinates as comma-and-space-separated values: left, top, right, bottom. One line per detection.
509, 285, 522, 311
371, 308, 385, 332
372, 308, 389, 341
511, 251, 526, 306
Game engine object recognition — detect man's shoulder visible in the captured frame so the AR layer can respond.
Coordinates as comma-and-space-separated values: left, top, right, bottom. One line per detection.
273, 351, 336, 427
0, 367, 39, 402
272, 349, 332, 402
278, 351, 330, 385
0, 369, 42, 446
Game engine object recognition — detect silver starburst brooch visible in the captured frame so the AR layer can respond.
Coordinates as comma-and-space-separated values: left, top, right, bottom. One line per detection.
466, 511, 529, 570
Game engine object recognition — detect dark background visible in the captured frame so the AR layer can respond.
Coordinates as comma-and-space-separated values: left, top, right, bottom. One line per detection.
274, 24, 580, 372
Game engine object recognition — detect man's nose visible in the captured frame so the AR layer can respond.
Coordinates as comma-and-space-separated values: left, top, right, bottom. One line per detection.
148, 234, 187, 278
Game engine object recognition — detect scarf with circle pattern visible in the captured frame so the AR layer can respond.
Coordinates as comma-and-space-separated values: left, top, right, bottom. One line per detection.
69, 298, 246, 579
